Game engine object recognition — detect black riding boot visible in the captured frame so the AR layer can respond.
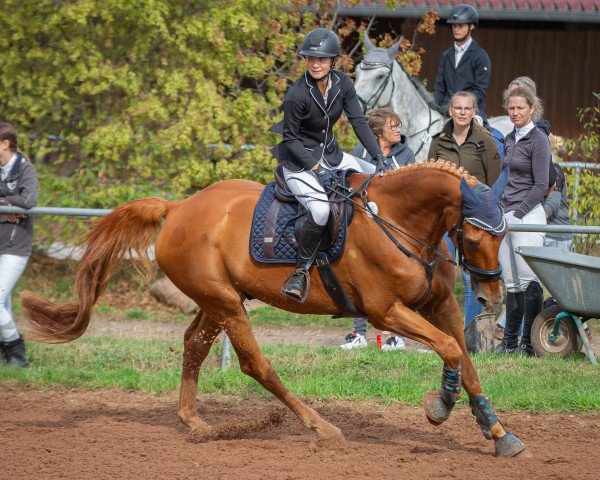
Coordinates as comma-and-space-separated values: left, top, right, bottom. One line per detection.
282, 215, 325, 302
3, 336, 30, 368
0, 343, 7, 366
520, 281, 543, 356
498, 291, 524, 353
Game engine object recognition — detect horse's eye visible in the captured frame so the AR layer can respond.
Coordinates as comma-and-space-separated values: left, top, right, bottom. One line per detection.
376, 74, 384, 80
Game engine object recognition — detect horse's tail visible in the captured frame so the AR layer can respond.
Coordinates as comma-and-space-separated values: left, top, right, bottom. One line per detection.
21, 197, 174, 343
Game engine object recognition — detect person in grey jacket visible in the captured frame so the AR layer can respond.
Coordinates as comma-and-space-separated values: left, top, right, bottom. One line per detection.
0, 122, 37, 367
497, 87, 550, 356
351, 107, 415, 169
341, 108, 414, 351
543, 163, 573, 250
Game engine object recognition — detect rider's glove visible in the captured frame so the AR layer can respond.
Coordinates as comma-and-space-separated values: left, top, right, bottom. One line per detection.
374, 153, 387, 172
314, 164, 335, 191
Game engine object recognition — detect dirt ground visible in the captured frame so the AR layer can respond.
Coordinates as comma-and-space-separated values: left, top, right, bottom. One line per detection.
6, 299, 600, 479
2, 383, 599, 480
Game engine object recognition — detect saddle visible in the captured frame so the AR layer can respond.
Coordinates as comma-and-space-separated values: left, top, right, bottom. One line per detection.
273, 164, 353, 250
250, 167, 362, 317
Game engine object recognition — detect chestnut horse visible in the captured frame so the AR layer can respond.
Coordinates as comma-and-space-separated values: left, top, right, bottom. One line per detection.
22, 161, 526, 457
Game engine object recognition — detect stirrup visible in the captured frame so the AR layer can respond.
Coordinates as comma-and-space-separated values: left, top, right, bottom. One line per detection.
281, 269, 311, 303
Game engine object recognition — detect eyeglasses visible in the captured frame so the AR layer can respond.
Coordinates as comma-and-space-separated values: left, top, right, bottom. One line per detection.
451, 106, 475, 113
387, 123, 402, 130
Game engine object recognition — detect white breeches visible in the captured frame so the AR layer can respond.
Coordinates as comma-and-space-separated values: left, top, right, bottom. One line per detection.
498, 204, 546, 293
282, 152, 376, 226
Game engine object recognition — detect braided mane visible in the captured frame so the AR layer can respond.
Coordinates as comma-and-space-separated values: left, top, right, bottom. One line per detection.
386, 160, 479, 187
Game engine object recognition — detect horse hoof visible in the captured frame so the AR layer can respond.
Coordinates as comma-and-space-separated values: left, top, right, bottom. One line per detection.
315, 424, 345, 448
422, 390, 451, 425
494, 432, 527, 457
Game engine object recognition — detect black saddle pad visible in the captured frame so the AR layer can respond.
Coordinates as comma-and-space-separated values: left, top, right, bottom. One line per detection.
250, 182, 347, 264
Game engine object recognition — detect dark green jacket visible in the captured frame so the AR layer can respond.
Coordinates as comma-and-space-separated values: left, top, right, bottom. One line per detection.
427, 120, 501, 186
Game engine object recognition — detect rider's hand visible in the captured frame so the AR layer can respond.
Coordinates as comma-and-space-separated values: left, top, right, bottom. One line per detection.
314, 164, 334, 190
374, 153, 387, 172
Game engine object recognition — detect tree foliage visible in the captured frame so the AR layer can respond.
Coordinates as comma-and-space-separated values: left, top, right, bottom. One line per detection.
564, 92, 600, 254
0, 0, 437, 241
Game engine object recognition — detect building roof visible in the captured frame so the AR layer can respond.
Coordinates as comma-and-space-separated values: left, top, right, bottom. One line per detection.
339, 1, 600, 23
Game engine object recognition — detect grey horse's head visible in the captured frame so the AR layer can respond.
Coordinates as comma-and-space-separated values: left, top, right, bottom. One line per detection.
361, 32, 402, 69
354, 33, 403, 113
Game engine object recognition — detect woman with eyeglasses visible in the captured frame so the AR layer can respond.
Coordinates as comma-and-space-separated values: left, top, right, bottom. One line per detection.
340, 107, 415, 352
270, 28, 386, 302
428, 91, 501, 186
351, 107, 415, 169
427, 91, 501, 352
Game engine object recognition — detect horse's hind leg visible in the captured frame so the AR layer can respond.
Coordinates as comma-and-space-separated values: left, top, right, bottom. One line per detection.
222, 306, 344, 445
421, 296, 527, 457
178, 310, 223, 433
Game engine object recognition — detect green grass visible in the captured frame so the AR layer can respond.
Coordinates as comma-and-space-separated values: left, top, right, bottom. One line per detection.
2, 337, 599, 412
249, 306, 343, 328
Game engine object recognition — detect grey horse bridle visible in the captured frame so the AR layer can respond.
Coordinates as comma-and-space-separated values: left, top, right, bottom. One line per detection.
356, 61, 394, 115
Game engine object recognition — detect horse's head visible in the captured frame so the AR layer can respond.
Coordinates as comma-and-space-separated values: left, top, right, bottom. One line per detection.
354, 32, 402, 114
451, 171, 508, 312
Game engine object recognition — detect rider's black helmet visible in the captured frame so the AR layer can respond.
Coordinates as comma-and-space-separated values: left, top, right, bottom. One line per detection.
447, 4, 479, 26
298, 28, 340, 58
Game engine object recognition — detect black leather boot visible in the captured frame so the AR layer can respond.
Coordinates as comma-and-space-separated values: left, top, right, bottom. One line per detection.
520, 281, 543, 356
3, 336, 30, 368
497, 291, 524, 353
0, 343, 7, 366
282, 215, 325, 302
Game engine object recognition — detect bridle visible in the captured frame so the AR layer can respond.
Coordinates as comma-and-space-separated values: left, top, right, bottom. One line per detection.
327, 173, 505, 309
449, 215, 506, 283
356, 61, 394, 115
356, 60, 442, 157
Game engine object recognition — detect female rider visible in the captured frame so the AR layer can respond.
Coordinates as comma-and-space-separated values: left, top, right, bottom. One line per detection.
272, 28, 385, 302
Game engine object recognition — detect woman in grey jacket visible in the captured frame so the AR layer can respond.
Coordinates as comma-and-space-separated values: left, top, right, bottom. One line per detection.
497, 88, 550, 356
0, 122, 37, 367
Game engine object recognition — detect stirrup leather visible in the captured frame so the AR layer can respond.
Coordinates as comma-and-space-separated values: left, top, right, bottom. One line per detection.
281, 268, 312, 303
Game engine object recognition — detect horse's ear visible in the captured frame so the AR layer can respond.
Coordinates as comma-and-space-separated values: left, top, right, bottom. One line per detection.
363, 31, 375, 52
387, 37, 403, 59
460, 178, 482, 209
491, 167, 509, 203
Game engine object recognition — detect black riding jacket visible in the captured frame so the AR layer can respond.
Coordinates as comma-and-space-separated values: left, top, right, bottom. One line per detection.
271, 70, 382, 172
433, 39, 491, 120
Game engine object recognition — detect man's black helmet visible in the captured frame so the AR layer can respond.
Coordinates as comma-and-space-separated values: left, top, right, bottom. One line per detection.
298, 28, 340, 58
447, 4, 479, 26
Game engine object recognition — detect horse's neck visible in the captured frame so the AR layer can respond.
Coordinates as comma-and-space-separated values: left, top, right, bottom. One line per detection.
389, 63, 443, 161
363, 168, 462, 248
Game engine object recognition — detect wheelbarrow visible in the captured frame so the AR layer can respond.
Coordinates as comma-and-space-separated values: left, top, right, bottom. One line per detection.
516, 247, 598, 364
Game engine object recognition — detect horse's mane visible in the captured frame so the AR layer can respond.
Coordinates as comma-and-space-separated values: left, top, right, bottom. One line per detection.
386, 160, 479, 187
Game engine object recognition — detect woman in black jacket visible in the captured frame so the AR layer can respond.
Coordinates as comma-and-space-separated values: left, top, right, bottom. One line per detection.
272, 28, 385, 301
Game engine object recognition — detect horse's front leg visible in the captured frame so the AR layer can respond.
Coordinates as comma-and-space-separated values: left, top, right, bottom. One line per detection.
370, 300, 464, 425
420, 295, 528, 457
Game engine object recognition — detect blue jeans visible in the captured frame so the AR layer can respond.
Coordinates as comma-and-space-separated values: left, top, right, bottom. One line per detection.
444, 235, 483, 329
0, 254, 29, 342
